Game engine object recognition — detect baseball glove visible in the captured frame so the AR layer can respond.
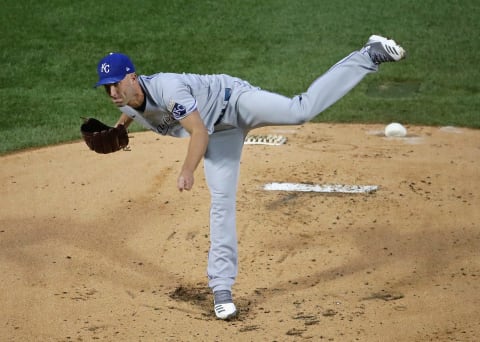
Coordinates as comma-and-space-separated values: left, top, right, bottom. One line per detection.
80, 118, 129, 154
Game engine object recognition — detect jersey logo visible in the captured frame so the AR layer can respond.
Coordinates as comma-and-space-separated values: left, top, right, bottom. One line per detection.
167, 99, 187, 120
172, 103, 186, 119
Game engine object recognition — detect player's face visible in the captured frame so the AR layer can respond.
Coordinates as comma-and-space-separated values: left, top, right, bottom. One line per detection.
104, 74, 136, 107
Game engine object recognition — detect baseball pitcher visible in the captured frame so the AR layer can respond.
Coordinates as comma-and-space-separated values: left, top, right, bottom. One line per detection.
85, 35, 406, 320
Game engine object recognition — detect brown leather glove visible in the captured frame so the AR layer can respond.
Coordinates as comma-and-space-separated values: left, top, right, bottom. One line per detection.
80, 118, 129, 154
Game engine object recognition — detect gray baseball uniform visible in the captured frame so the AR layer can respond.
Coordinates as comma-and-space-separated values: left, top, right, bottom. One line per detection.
119, 50, 377, 293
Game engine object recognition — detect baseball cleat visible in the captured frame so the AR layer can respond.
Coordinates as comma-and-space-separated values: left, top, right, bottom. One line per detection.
213, 290, 237, 320
364, 35, 406, 64
214, 302, 237, 320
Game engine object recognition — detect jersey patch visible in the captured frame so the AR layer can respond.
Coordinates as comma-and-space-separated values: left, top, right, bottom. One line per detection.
167, 99, 188, 120
172, 103, 187, 119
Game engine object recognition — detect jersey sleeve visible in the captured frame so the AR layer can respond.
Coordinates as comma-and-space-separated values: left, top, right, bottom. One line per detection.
164, 79, 198, 120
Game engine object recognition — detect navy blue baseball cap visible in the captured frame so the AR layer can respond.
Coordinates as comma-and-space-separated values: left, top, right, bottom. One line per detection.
95, 52, 135, 87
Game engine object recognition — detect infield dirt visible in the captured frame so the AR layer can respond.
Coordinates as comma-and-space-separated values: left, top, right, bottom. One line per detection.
1, 123, 479, 341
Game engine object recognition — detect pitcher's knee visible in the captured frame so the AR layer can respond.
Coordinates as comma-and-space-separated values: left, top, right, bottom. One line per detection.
289, 110, 312, 124
297, 116, 309, 124
290, 97, 316, 123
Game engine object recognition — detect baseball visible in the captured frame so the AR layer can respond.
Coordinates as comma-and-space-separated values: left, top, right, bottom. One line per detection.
385, 122, 407, 137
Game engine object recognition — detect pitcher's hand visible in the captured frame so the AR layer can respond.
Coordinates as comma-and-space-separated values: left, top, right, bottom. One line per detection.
177, 169, 194, 191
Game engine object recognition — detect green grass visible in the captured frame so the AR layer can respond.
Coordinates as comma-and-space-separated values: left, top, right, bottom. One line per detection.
1, 0, 479, 154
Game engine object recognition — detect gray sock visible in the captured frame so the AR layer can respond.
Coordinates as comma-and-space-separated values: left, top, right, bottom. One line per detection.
214, 290, 233, 304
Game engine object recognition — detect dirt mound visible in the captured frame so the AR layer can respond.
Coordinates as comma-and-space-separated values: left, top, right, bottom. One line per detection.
1, 123, 478, 341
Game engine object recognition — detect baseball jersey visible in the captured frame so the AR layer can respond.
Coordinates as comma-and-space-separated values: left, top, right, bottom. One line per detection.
120, 73, 256, 137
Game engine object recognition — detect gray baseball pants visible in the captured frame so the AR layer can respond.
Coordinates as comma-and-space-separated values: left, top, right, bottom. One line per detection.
205, 51, 377, 292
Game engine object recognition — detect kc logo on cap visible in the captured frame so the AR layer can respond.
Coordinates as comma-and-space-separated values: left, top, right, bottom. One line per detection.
95, 52, 136, 87
100, 63, 110, 74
